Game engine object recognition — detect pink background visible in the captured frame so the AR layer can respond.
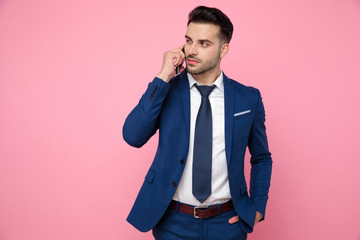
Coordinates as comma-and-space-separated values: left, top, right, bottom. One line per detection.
1, 0, 360, 239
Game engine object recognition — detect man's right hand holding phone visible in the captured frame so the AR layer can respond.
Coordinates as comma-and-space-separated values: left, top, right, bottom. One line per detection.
156, 44, 185, 83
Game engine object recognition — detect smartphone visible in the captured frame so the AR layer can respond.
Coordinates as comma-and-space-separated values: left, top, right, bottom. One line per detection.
175, 47, 185, 74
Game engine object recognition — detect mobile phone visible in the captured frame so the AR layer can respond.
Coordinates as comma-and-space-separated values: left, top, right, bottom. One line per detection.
175, 47, 185, 74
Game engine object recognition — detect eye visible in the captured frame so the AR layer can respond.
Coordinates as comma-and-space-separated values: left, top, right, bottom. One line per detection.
201, 42, 209, 47
186, 39, 192, 44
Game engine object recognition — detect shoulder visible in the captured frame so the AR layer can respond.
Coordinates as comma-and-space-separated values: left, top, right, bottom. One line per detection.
225, 76, 261, 99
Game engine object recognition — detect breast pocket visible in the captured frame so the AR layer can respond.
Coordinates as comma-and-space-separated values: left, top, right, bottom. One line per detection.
234, 109, 252, 120
233, 109, 253, 146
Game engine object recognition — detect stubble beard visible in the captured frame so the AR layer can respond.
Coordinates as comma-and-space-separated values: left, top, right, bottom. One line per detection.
186, 52, 221, 76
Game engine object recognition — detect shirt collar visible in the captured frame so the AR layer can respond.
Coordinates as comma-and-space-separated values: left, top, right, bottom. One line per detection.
187, 71, 224, 93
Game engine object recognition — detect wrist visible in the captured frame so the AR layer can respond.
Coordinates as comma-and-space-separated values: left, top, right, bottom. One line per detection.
156, 71, 172, 83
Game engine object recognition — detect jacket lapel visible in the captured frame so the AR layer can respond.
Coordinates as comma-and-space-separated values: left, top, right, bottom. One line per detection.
223, 73, 235, 165
178, 70, 190, 140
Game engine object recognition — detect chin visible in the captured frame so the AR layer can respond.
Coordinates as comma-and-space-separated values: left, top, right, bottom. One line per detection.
186, 66, 200, 75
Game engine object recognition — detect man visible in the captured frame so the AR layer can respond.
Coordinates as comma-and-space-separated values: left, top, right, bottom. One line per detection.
123, 6, 272, 240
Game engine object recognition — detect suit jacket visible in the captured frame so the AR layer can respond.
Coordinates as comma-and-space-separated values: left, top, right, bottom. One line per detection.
123, 69, 272, 233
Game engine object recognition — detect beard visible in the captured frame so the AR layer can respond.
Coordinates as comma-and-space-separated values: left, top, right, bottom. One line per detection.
186, 51, 221, 75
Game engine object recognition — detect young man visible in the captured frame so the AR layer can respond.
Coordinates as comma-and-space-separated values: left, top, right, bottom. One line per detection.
123, 6, 272, 240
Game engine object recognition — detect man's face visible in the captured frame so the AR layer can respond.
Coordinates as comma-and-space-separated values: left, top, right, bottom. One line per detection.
185, 22, 226, 75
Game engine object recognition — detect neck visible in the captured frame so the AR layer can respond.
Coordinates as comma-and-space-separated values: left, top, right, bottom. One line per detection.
191, 66, 221, 86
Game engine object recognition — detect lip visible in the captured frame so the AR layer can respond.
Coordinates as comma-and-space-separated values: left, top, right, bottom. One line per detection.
188, 59, 199, 64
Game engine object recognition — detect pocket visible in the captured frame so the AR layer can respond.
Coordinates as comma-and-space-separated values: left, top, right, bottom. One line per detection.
225, 210, 248, 239
240, 182, 247, 195
145, 169, 156, 183
234, 110, 252, 121
234, 110, 251, 117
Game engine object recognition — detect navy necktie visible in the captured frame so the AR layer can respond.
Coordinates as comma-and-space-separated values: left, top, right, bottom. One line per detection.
192, 84, 216, 203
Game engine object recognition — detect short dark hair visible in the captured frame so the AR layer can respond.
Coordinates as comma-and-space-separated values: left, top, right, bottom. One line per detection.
187, 6, 234, 43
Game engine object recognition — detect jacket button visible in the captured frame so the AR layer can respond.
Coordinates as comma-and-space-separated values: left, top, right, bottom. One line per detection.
180, 159, 185, 164
172, 182, 177, 187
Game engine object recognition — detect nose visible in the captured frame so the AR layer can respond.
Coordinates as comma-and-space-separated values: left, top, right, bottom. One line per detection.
188, 44, 198, 56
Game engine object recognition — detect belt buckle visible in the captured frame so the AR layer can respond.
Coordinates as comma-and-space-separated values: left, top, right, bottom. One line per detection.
194, 206, 208, 218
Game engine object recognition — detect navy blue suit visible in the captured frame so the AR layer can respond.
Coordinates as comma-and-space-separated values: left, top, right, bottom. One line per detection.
123, 69, 272, 233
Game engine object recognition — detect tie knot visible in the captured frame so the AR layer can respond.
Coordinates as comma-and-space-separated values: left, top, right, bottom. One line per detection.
195, 84, 216, 98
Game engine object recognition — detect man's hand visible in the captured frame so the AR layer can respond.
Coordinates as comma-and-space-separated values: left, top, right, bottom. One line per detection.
156, 44, 185, 83
228, 211, 263, 226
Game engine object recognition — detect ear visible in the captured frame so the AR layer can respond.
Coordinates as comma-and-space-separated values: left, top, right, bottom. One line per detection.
220, 43, 229, 58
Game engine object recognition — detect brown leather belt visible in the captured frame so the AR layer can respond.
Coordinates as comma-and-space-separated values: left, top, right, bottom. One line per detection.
169, 200, 234, 219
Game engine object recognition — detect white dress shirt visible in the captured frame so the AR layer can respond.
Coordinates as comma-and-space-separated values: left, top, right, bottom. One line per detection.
172, 71, 231, 206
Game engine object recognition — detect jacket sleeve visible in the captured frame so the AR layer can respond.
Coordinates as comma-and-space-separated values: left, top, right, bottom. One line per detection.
122, 77, 170, 148
248, 89, 273, 222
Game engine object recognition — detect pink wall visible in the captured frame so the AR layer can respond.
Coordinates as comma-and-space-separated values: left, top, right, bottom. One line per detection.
1, 0, 360, 239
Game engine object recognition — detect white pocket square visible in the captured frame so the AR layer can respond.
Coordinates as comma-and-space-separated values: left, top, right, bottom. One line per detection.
234, 110, 251, 117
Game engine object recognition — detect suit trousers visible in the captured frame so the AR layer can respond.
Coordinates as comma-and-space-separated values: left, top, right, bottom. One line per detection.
152, 203, 247, 240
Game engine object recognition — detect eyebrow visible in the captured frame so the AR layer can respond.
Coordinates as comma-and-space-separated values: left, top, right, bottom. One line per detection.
185, 35, 214, 44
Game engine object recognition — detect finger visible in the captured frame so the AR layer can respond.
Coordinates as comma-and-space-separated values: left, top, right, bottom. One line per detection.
176, 65, 185, 74
171, 47, 185, 61
172, 56, 180, 67
254, 216, 260, 225
178, 44, 185, 58
171, 46, 184, 54
180, 55, 185, 64
180, 48, 185, 59
177, 43, 185, 50
228, 215, 239, 224
172, 52, 183, 67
